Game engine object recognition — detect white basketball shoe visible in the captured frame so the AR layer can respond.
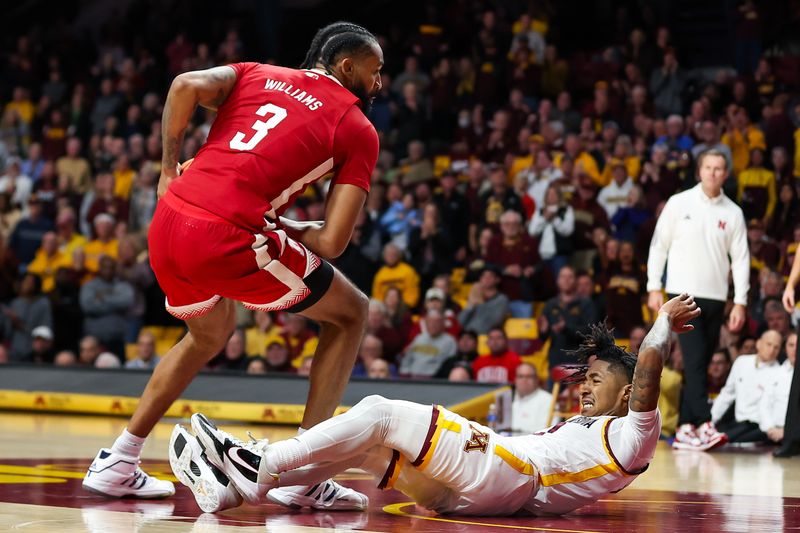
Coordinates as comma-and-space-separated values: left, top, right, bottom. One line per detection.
169, 424, 243, 513
267, 481, 369, 511
190, 413, 278, 505
83, 448, 175, 499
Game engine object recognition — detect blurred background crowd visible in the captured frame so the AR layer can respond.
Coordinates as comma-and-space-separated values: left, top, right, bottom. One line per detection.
0, 0, 798, 436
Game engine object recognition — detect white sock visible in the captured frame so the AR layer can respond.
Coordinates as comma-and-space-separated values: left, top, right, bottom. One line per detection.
111, 429, 146, 458
269, 435, 312, 472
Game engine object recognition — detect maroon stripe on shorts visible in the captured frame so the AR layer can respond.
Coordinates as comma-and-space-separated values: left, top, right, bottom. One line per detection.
411, 405, 440, 467
377, 449, 401, 490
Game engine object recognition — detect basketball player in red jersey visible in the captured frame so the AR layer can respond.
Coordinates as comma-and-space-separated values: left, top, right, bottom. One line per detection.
83, 22, 383, 510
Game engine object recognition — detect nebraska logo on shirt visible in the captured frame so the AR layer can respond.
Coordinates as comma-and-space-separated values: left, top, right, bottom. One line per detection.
718, 220, 727, 230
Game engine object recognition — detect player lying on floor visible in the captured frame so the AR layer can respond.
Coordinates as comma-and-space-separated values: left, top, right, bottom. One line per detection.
169, 293, 699, 515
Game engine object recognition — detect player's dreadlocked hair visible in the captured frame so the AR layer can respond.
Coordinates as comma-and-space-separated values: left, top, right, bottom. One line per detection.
565, 323, 638, 383
300, 22, 377, 70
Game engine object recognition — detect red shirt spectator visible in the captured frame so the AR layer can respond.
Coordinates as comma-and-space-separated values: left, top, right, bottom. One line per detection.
473, 327, 522, 383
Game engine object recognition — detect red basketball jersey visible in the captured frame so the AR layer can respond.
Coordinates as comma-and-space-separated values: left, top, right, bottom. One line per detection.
169, 62, 378, 231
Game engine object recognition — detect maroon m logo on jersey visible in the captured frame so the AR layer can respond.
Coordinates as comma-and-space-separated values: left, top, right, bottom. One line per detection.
464, 424, 489, 453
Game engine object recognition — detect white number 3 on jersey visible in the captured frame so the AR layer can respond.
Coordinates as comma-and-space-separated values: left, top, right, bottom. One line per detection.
229, 103, 287, 151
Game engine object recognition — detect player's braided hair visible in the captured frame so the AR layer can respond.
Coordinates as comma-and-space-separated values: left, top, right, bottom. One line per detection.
300, 21, 377, 71
564, 322, 638, 383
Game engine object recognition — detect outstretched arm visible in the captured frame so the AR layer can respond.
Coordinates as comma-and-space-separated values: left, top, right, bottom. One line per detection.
630, 293, 700, 412
158, 66, 238, 198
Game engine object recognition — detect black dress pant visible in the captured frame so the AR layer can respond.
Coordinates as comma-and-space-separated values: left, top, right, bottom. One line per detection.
782, 325, 800, 444
670, 295, 726, 427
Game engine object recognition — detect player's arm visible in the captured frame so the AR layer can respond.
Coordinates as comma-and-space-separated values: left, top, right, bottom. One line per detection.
283, 184, 367, 259
629, 293, 700, 412
158, 66, 237, 197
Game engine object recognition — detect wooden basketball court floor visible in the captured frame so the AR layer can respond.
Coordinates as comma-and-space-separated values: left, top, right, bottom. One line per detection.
0, 411, 798, 532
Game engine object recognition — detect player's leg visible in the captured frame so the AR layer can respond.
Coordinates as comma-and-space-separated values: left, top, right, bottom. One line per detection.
83, 299, 235, 498
128, 299, 236, 435
293, 266, 368, 429
191, 395, 434, 505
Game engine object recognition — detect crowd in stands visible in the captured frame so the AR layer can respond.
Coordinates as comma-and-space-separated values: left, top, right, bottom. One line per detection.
0, 2, 798, 437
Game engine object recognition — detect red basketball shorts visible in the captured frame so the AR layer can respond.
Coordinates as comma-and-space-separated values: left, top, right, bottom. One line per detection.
148, 192, 331, 319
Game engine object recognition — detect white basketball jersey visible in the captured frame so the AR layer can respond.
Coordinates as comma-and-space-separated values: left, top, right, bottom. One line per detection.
515, 409, 661, 515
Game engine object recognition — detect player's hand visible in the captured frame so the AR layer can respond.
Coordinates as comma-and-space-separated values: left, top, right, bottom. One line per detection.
647, 290, 664, 313
659, 293, 700, 333
783, 287, 796, 314
179, 158, 194, 174
727, 304, 746, 333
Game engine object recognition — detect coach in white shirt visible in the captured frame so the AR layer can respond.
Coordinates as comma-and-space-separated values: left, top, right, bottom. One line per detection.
711, 330, 781, 442
511, 362, 552, 433
647, 149, 749, 429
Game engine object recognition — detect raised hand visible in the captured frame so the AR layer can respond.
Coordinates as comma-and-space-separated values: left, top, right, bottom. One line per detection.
659, 293, 701, 333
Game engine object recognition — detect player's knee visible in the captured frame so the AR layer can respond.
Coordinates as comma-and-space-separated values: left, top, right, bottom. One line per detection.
357, 394, 388, 411
329, 289, 368, 331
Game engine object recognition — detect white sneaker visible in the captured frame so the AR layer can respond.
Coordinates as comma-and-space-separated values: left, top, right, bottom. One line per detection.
169, 424, 243, 513
672, 423, 702, 450
190, 413, 278, 505
267, 481, 369, 511
83, 448, 175, 499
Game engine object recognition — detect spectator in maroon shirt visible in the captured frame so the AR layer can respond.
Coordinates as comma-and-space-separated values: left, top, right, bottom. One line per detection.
488, 210, 542, 303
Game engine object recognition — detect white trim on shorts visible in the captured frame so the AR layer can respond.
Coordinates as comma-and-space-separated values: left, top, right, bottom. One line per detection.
165, 295, 222, 319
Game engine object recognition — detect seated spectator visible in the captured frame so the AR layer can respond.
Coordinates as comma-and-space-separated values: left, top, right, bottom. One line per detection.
472, 327, 522, 384
54, 207, 87, 258
0, 192, 21, 244
379, 188, 419, 251
707, 348, 732, 398
29, 325, 55, 364
245, 311, 281, 358
3, 273, 52, 361
362, 300, 395, 361
371, 243, 420, 309
489, 210, 545, 307
397, 139, 434, 186
458, 265, 509, 335
601, 241, 645, 334
78, 335, 102, 366
95, 351, 121, 369
80, 255, 133, 360
124, 330, 160, 370
448, 363, 473, 382
511, 363, 552, 433
0, 157, 33, 209
85, 171, 129, 232
280, 313, 317, 366
246, 357, 267, 375
83, 213, 118, 273
117, 235, 155, 343
656, 114, 694, 152
763, 299, 792, 338
407, 287, 461, 340
738, 148, 776, 223
382, 286, 414, 344
367, 358, 392, 379
611, 185, 651, 242
597, 159, 634, 220
691, 121, 733, 170
399, 310, 457, 378
479, 164, 526, 229
539, 265, 596, 368
759, 332, 796, 444
27, 231, 66, 293
529, 184, 574, 275
524, 150, 563, 210
9, 195, 53, 265
128, 161, 158, 234
264, 339, 294, 373
408, 202, 452, 289
214, 330, 249, 372
56, 137, 91, 194
435, 329, 479, 379
710, 330, 782, 444
352, 334, 385, 377
54, 349, 78, 367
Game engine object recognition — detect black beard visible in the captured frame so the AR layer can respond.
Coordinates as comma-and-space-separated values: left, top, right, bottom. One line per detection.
350, 82, 374, 113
